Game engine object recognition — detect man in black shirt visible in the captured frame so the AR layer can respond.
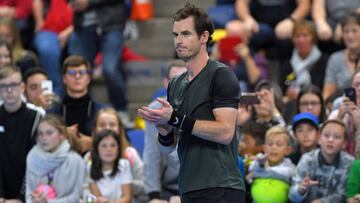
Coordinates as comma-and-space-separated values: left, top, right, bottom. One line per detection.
0, 65, 45, 202
48, 55, 105, 154
138, 3, 245, 203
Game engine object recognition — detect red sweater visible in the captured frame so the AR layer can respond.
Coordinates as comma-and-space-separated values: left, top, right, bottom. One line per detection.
0, 0, 32, 19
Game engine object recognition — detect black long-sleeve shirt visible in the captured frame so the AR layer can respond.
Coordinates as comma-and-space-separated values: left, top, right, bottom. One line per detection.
0, 102, 44, 200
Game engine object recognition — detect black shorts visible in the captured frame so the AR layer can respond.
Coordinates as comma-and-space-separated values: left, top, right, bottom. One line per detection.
181, 187, 245, 203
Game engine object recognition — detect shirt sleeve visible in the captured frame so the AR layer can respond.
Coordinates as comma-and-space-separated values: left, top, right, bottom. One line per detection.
119, 159, 133, 185
211, 68, 240, 109
324, 52, 339, 85
347, 160, 360, 198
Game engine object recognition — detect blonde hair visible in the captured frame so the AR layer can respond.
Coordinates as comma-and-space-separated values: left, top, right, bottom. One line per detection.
0, 17, 24, 64
265, 125, 290, 145
93, 107, 130, 158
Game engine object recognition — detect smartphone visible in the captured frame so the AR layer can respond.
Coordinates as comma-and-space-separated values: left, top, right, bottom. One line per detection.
344, 87, 356, 104
41, 80, 53, 94
218, 36, 242, 63
239, 93, 260, 105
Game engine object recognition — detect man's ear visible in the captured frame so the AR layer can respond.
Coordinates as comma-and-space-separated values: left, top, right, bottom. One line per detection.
200, 31, 210, 45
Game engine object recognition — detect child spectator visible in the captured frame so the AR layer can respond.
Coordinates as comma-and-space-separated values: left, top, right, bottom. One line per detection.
238, 122, 268, 168
26, 114, 85, 202
289, 119, 354, 203
347, 160, 360, 203
89, 130, 132, 203
247, 125, 295, 203
290, 112, 320, 165
93, 107, 146, 203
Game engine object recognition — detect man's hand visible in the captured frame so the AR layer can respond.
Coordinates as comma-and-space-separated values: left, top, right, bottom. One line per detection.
275, 18, 294, 39
243, 17, 259, 36
138, 98, 173, 125
337, 97, 357, 120
316, 20, 333, 41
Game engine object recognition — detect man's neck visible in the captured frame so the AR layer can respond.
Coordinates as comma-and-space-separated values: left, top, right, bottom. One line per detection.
4, 100, 22, 113
185, 49, 209, 81
67, 90, 88, 99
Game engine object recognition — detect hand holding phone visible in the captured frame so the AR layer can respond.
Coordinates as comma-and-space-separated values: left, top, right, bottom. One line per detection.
239, 93, 260, 105
41, 80, 53, 95
344, 87, 356, 104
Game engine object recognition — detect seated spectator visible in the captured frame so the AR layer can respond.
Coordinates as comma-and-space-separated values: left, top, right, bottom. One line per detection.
0, 17, 39, 75
0, 39, 12, 67
26, 114, 85, 202
32, 0, 74, 96
211, 22, 269, 91
237, 121, 269, 202
296, 85, 327, 123
48, 55, 107, 154
23, 68, 58, 110
237, 80, 286, 128
312, 0, 360, 48
92, 107, 146, 203
144, 60, 187, 203
328, 70, 360, 158
0, 0, 33, 48
227, 0, 310, 59
323, 12, 360, 100
247, 126, 295, 203
69, 0, 128, 113
347, 160, 360, 203
0, 65, 44, 202
290, 112, 320, 165
89, 130, 132, 203
237, 122, 268, 170
289, 119, 354, 203
280, 20, 329, 101
285, 84, 326, 124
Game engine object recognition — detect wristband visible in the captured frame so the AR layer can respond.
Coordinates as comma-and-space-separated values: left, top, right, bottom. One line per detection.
168, 110, 195, 134
158, 130, 174, 146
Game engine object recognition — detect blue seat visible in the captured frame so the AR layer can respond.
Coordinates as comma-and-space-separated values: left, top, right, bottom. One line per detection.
127, 129, 145, 156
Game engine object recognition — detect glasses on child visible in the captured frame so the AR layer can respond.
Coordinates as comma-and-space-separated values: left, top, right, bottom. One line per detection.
0, 82, 21, 92
299, 101, 321, 107
66, 69, 89, 76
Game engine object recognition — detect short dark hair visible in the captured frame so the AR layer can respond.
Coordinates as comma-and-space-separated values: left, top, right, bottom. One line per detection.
255, 80, 284, 113
62, 55, 91, 75
341, 12, 360, 29
91, 130, 122, 181
296, 85, 326, 123
173, 2, 214, 44
320, 119, 346, 139
241, 122, 269, 145
23, 67, 48, 83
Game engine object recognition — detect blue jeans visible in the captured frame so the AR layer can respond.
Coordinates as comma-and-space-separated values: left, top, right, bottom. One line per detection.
33, 31, 63, 96
68, 26, 127, 111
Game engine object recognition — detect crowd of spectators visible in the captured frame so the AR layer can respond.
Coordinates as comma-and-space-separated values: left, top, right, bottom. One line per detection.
0, 0, 360, 202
